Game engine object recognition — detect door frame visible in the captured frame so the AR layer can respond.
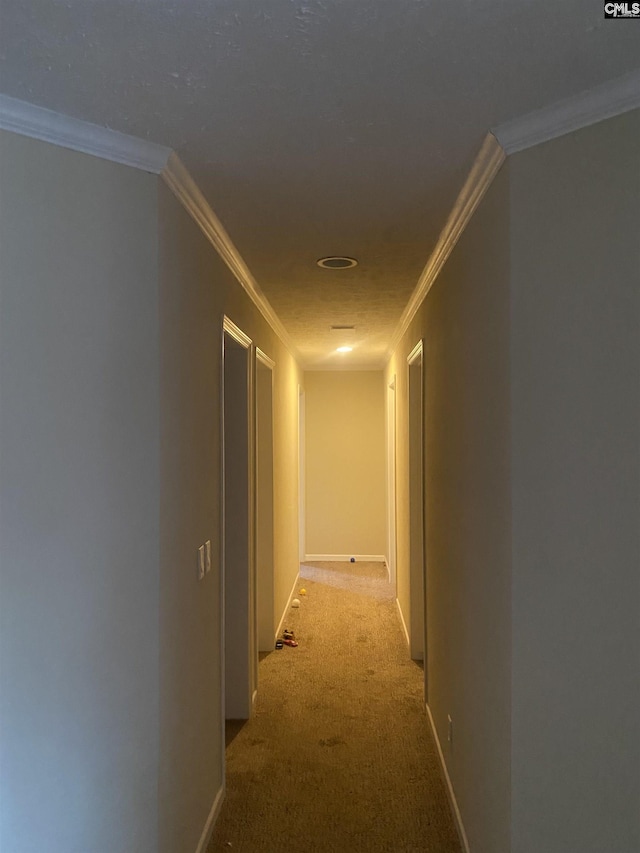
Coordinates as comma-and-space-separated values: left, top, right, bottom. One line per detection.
298, 385, 305, 563
221, 316, 256, 722
386, 375, 397, 590
407, 340, 426, 696
255, 347, 275, 652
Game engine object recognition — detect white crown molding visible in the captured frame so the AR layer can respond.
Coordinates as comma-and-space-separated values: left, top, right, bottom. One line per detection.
0, 93, 171, 173
162, 152, 300, 362
493, 68, 640, 155
387, 70, 640, 364
387, 133, 505, 358
0, 95, 300, 366
223, 316, 252, 349
8, 73, 636, 377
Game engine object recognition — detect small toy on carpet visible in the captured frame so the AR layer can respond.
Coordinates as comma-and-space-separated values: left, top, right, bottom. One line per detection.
281, 629, 298, 647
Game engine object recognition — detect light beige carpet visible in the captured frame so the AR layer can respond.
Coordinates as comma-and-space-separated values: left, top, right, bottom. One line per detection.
207, 561, 462, 853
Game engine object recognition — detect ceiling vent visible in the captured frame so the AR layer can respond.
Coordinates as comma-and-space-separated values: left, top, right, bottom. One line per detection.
330, 325, 355, 332
317, 256, 358, 269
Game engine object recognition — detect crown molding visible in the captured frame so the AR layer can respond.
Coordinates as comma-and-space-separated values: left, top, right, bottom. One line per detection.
0, 93, 171, 173
162, 152, 300, 362
387, 71, 640, 362
0, 95, 300, 365
387, 132, 505, 358
493, 68, 640, 155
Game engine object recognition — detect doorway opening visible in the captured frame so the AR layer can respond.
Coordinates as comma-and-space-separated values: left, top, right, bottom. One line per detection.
222, 317, 255, 720
407, 340, 427, 699
298, 385, 305, 562
256, 349, 275, 653
386, 376, 397, 591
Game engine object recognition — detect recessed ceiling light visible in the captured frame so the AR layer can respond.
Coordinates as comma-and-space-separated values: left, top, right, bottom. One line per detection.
336, 346, 353, 353
317, 256, 358, 270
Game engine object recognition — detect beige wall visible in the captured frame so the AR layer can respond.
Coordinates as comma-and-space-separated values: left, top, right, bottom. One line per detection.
157, 185, 303, 851
0, 131, 160, 851
223, 283, 303, 628
3, 104, 637, 853
0, 127, 303, 853
304, 371, 387, 558
157, 185, 231, 852
509, 109, 640, 853
388, 109, 640, 853
387, 163, 512, 853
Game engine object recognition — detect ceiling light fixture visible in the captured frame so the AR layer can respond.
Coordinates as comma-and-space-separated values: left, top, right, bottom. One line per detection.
317, 256, 358, 270
336, 346, 353, 353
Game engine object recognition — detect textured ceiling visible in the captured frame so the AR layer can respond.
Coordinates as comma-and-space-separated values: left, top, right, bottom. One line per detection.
1, 1, 638, 367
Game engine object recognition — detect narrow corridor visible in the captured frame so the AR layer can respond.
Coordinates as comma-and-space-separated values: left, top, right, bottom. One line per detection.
208, 561, 461, 853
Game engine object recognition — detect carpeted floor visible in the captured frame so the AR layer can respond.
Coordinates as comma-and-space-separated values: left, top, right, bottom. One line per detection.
207, 561, 462, 853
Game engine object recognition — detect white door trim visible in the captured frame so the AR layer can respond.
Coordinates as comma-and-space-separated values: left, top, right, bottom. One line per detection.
298, 385, 306, 563
407, 340, 426, 691
222, 317, 255, 722
256, 347, 275, 369
386, 375, 397, 589
255, 349, 275, 652
223, 316, 252, 349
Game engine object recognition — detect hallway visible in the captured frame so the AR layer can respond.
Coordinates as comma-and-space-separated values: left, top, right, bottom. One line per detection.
208, 561, 461, 853
1, 37, 639, 848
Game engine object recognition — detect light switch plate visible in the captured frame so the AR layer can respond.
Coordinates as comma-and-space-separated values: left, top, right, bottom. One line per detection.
198, 544, 205, 580
205, 540, 212, 573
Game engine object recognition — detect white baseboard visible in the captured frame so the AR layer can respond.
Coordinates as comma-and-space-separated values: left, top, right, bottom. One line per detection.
395, 598, 410, 648
304, 553, 386, 562
275, 572, 300, 641
194, 784, 225, 853
425, 704, 471, 853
